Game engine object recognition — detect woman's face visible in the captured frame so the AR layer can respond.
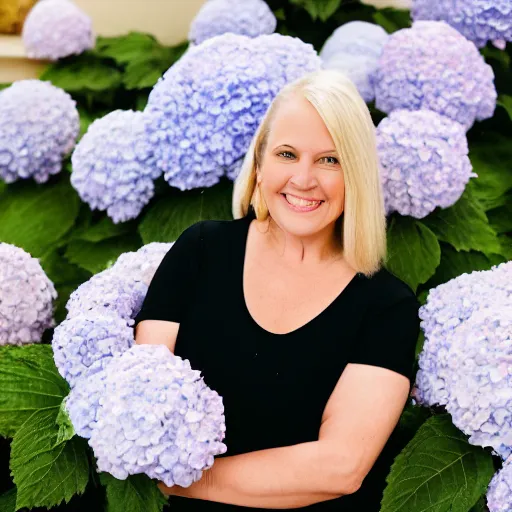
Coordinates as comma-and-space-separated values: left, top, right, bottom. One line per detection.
257, 95, 345, 238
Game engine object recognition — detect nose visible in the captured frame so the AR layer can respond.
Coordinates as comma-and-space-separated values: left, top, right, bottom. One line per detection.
289, 160, 317, 190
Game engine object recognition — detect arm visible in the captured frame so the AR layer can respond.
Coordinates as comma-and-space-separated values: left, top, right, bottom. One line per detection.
159, 363, 411, 509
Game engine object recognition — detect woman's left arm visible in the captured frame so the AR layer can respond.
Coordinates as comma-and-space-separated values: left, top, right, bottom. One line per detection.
159, 363, 411, 509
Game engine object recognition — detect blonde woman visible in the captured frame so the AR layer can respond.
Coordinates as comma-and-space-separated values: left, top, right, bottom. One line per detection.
135, 69, 420, 511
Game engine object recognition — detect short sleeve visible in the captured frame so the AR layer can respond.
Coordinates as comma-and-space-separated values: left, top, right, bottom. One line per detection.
133, 222, 203, 326
348, 295, 421, 382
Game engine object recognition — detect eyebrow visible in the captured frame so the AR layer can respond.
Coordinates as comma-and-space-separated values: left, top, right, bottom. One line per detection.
273, 144, 338, 154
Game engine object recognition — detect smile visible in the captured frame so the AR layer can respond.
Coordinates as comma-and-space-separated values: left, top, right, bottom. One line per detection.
281, 193, 324, 212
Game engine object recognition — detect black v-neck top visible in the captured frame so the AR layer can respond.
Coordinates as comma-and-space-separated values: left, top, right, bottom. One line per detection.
134, 212, 421, 511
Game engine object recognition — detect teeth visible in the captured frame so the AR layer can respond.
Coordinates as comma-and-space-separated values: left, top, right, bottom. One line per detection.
285, 194, 321, 207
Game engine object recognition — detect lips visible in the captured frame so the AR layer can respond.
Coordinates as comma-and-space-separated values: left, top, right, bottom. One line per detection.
281, 193, 324, 212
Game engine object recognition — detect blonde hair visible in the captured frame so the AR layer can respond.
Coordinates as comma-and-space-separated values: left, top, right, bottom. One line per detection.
232, 69, 387, 276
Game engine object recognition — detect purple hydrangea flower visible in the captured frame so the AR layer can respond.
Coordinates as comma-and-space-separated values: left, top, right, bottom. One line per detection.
52, 309, 134, 388
145, 33, 321, 190
66, 271, 148, 321
0, 243, 57, 345
320, 22, 389, 102
88, 344, 227, 487
376, 109, 474, 218
71, 110, 161, 223
189, 0, 276, 45
109, 242, 173, 286
488, 457, 512, 512
65, 358, 111, 439
0, 80, 79, 183
22, 0, 95, 60
412, 0, 512, 49
373, 21, 497, 130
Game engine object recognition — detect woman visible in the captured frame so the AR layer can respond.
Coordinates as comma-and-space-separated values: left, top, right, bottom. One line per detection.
134, 69, 420, 511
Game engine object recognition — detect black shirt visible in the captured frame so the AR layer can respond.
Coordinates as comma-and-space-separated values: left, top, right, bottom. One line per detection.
134, 213, 421, 511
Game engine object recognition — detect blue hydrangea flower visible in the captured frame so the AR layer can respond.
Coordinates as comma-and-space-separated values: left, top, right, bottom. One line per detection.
22, 0, 95, 60
0, 243, 57, 345
71, 110, 161, 223
189, 0, 276, 45
373, 21, 497, 130
412, 0, 512, 49
66, 270, 148, 321
52, 309, 134, 388
88, 344, 227, 487
376, 109, 474, 218
413, 262, 512, 457
488, 457, 512, 512
145, 33, 321, 190
109, 242, 173, 286
0, 80, 79, 183
320, 21, 389, 102
65, 358, 110, 439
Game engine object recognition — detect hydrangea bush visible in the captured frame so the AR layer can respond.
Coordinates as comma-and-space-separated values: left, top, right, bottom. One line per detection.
189, 0, 276, 45
320, 21, 388, 102
0, 243, 57, 345
376, 109, 474, 218
0, 80, 79, 183
373, 21, 497, 130
145, 33, 321, 189
22, 0, 95, 60
71, 110, 161, 223
412, 0, 512, 49
88, 344, 227, 487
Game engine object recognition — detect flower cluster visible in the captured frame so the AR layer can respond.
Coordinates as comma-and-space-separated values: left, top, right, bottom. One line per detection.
88, 344, 227, 487
376, 109, 474, 218
413, 262, 512, 458
487, 456, 512, 512
320, 21, 389, 102
0, 243, 57, 345
22, 0, 95, 60
145, 33, 321, 190
412, 0, 512, 49
71, 110, 161, 223
189, 0, 276, 45
373, 21, 497, 131
0, 80, 79, 184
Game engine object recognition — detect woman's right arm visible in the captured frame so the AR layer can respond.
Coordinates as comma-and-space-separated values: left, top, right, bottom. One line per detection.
134, 320, 179, 354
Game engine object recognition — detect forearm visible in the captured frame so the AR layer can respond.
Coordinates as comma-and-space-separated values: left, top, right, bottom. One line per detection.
160, 440, 358, 508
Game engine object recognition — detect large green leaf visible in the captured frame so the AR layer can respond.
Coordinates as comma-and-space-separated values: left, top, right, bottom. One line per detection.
71, 215, 134, 243
385, 215, 441, 292
139, 181, 233, 243
497, 95, 512, 121
64, 233, 142, 274
381, 414, 495, 512
289, 0, 341, 21
0, 488, 16, 512
10, 408, 89, 510
0, 345, 69, 438
0, 178, 80, 257
373, 8, 412, 34
100, 473, 168, 512
95, 32, 161, 64
423, 188, 501, 254
498, 234, 512, 261
40, 53, 122, 94
487, 197, 512, 234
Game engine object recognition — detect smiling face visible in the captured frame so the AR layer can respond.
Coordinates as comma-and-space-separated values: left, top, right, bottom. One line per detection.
256, 94, 346, 239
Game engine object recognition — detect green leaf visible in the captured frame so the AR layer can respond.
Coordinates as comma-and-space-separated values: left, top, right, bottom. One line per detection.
139, 181, 233, 243
0, 488, 17, 512
497, 95, 512, 121
487, 197, 512, 234
423, 188, 501, 254
55, 400, 76, 446
0, 344, 69, 438
40, 250, 91, 286
95, 32, 161, 64
0, 178, 80, 257
100, 473, 168, 512
381, 414, 495, 512
385, 215, 441, 292
289, 0, 341, 21
469, 495, 488, 512
11, 408, 89, 510
481, 45, 511, 70
40, 53, 122, 94
498, 234, 512, 261
64, 233, 142, 274
373, 8, 412, 34
71, 215, 134, 243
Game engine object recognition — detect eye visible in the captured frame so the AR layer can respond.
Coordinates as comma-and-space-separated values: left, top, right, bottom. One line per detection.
277, 151, 296, 160
319, 156, 339, 165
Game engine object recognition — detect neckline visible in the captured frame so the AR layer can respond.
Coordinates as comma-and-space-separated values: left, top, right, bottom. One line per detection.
239, 213, 362, 337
